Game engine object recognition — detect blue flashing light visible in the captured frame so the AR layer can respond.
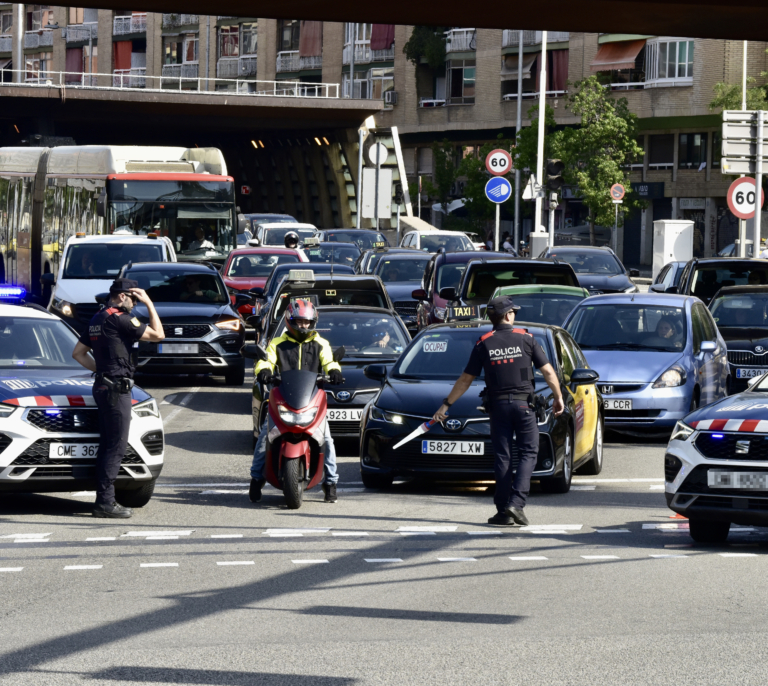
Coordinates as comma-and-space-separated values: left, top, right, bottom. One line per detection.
44, 409, 61, 415
711, 433, 724, 439
0, 286, 26, 300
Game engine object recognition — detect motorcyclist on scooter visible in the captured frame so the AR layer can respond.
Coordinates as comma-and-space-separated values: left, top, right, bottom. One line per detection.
250, 298, 343, 504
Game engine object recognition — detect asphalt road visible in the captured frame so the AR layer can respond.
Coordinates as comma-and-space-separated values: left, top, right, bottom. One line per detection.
3, 372, 768, 685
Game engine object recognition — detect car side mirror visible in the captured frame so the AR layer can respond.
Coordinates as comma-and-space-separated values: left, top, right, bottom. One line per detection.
245, 314, 261, 328
364, 364, 388, 382
333, 346, 346, 362
233, 293, 251, 307
649, 283, 665, 293
629, 269, 640, 277
700, 341, 717, 352
40, 273, 55, 286
248, 238, 260, 247
439, 287, 457, 301
249, 287, 264, 298
570, 368, 599, 386
748, 374, 765, 388
95, 292, 110, 305
411, 288, 427, 300
241, 344, 268, 361
665, 286, 679, 294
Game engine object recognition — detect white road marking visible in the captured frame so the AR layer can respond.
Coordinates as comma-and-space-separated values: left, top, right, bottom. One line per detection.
467, 531, 502, 536
71, 491, 96, 497
649, 485, 665, 490
571, 485, 596, 491
649, 554, 688, 558
146, 536, 179, 540
0, 533, 51, 539
365, 558, 403, 563
719, 553, 759, 558
573, 478, 664, 483
595, 529, 630, 533
292, 559, 329, 564
509, 556, 548, 561
13, 539, 50, 543
64, 565, 103, 570
524, 531, 568, 535
399, 532, 436, 536
643, 523, 689, 530
437, 557, 477, 562
156, 483, 250, 488
265, 528, 331, 534
140, 563, 179, 568
665, 544, 693, 548
397, 526, 458, 532
163, 387, 200, 424
210, 534, 244, 539
731, 528, 756, 532
520, 525, 583, 531
0, 567, 23, 572
86, 537, 116, 542
201, 490, 249, 495
332, 532, 369, 536
267, 533, 303, 537
122, 530, 194, 537
581, 555, 619, 560
217, 561, 255, 566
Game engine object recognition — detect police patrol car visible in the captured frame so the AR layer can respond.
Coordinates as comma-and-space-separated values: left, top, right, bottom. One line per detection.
0, 299, 163, 507
666, 372, 768, 542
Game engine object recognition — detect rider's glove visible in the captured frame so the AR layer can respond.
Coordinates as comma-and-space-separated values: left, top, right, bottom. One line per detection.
329, 369, 344, 385
257, 369, 273, 385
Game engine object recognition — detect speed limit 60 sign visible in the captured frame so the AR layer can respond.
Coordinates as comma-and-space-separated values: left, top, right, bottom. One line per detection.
486, 149, 512, 176
727, 177, 765, 220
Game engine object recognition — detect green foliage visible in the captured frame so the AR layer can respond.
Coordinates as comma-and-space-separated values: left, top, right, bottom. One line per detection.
421, 139, 458, 213
402, 27, 447, 70
514, 104, 558, 179
710, 78, 768, 111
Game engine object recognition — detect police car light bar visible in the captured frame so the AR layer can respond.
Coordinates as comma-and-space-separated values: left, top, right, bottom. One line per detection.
0, 286, 26, 301
287, 269, 315, 283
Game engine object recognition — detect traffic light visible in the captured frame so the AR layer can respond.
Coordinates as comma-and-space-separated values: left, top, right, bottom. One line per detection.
394, 183, 404, 206
545, 159, 565, 192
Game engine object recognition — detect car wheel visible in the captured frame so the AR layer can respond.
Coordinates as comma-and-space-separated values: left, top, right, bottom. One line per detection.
541, 425, 573, 494
115, 479, 156, 508
577, 416, 603, 476
688, 518, 730, 544
361, 471, 394, 490
225, 364, 245, 386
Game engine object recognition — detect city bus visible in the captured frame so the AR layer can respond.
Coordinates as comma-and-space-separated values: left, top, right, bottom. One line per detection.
0, 145, 237, 302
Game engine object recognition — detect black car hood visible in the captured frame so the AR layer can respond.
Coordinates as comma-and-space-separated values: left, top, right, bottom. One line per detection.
576, 273, 633, 292
718, 327, 768, 348
383, 282, 420, 301
133, 301, 235, 322
0, 369, 150, 403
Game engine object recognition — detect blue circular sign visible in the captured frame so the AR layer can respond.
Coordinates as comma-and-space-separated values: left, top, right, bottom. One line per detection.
485, 177, 512, 204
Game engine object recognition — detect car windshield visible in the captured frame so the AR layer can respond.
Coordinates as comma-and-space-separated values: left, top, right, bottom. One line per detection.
691, 265, 768, 302
305, 244, 361, 267
376, 258, 430, 283
326, 231, 387, 250
124, 269, 228, 303
566, 304, 686, 352
275, 311, 408, 357
250, 216, 295, 229
462, 265, 577, 304
365, 251, 392, 274
264, 228, 316, 245
227, 253, 299, 278
710, 292, 768, 328
0, 316, 83, 369
549, 251, 622, 275
436, 264, 467, 292
420, 234, 472, 253
492, 292, 586, 326
273, 288, 387, 320
63, 243, 164, 279
393, 328, 551, 380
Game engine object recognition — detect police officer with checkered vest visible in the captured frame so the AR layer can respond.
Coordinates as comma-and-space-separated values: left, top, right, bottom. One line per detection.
433, 296, 564, 526
72, 278, 165, 519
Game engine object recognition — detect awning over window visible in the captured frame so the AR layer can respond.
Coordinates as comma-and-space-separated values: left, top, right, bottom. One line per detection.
370, 24, 395, 50
298, 21, 323, 57
590, 39, 646, 72
500, 53, 537, 81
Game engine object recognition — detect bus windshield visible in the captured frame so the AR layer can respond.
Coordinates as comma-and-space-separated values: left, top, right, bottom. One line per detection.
107, 179, 236, 258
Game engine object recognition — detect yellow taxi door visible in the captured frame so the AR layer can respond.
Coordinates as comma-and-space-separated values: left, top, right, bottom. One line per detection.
556, 333, 597, 459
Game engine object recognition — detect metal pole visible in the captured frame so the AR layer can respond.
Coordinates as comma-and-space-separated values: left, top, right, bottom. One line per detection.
742, 41, 748, 110
614, 202, 619, 253
206, 17, 211, 91
374, 147, 381, 231
88, 31, 93, 86
495, 203, 500, 251
13, 4, 23, 84
418, 176, 421, 220
396, 202, 401, 245
755, 110, 764, 255
534, 31, 548, 236
348, 23, 355, 98
514, 29, 523, 253
548, 193, 556, 247
356, 127, 363, 228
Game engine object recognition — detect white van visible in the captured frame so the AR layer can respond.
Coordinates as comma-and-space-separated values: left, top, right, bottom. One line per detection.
45, 233, 176, 334
250, 222, 318, 247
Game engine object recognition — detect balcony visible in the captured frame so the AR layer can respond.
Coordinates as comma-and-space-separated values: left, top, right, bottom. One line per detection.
113, 14, 147, 36
0, 35, 11, 54
66, 23, 97, 44
502, 30, 570, 48
161, 63, 199, 80
24, 30, 54, 49
162, 14, 199, 29
343, 43, 395, 65
113, 67, 146, 88
216, 56, 258, 79
300, 55, 322, 70
445, 28, 475, 53
276, 50, 299, 72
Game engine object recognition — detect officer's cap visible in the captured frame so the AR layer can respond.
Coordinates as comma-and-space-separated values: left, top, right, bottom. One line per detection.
109, 278, 139, 294
486, 295, 520, 317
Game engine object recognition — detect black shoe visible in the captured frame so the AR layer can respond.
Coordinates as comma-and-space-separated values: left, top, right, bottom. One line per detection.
322, 483, 338, 503
487, 511, 514, 526
249, 478, 265, 503
92, 502, 133, 519
506, 507, 529, 526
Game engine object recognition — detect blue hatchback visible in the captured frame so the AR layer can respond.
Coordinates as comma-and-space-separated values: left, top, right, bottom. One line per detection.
563, 293, 729, 434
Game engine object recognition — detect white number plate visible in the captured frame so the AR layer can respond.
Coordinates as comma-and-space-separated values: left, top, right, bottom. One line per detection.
604, 399, 633, 410
736, 368, 764, 379
49, 443, 99, 459
422, 440, 484, 455
708, 470, 768, 490
158, 343, 199, 354
328, 409, 363, 421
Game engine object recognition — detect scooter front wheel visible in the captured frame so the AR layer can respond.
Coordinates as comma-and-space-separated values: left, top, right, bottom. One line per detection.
283, 458, 305, 509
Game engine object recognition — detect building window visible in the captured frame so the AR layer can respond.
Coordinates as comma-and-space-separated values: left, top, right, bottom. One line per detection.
447, 59, 475, 104
1, 10, 12, 35
678, 133, 708, 170
649, 134, 674, 169
219, 25, 238, 57
646, 38, 694, 82
241, 22, 257, 55
345, 22, 371, 45
712, 131, 722, 169
278, 19, 300, 52
25, 52, 50, 80
26, 5, 53, 31
184, 34, 198, 63
164, 37, 182, 65
370, 66, 394, 99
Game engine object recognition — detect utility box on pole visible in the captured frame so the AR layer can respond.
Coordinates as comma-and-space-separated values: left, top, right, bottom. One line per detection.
652, 220, 694, 280
529, 231, 550, 258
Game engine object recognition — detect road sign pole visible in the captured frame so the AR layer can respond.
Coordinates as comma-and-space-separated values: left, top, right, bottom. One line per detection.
756, 110, 764, 255
495, 203, 500, 252
356, 128, 363, 228
396, 202, 401, 245
534, 30, 548, 233
514, 29, 523, 252
614, 202, 619, 253
548, 200, 555, 248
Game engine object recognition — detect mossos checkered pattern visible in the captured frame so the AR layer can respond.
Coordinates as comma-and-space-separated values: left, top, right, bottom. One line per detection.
689, 419, 768, 433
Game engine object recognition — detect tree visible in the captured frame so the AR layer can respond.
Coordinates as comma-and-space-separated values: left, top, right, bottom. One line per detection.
710, 48, 768, 111
402, 26, 447, 70
421, 139, 458, 215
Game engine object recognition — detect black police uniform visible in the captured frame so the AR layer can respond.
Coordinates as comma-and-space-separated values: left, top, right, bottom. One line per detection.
79, 294, 147, 507
464, 323, 549, 513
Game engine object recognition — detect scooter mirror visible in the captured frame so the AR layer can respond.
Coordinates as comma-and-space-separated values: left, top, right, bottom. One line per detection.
242, 344, 268, 361
333, 346, 346, 362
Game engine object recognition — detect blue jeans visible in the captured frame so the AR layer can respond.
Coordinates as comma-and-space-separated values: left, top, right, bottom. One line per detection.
250, 416, 338, 484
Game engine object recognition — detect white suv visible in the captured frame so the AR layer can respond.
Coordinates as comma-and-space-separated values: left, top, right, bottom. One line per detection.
399, 230, 475, 253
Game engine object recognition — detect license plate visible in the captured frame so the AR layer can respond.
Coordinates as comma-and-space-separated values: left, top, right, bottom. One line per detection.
328, 409, 363, 421
708, 470, 768, 490
49, 443, 99, 459
421, 440, 484, 455
736, 368, 764, 379
158, 343, 199, 354
604, 399, 633, 410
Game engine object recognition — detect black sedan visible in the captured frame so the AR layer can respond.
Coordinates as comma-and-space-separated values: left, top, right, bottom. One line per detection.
304, 241, 362, 269
359, 320, 603, 490
538, 246, 639, 294
121, 262, 247, 385
374, 252, 432, 333
318, 229, 390, 250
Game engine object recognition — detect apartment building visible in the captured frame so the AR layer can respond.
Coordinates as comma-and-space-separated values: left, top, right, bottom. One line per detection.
1, 8, 766, 263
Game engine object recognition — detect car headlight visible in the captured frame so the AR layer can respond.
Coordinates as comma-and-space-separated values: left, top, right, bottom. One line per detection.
670, 421, 694, 442
653, 365, 686, 388
0, 402, 17, 418
215, 318, 242, 331
133, 398, 159, 418
434, 306, 446, 320
370, 406, 404, 424
53, 297, 73, 318
278, 405, 318, 426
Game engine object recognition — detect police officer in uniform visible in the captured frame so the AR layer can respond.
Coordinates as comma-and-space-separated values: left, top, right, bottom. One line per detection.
432, 296, 564, 526
72, 278, 165, 519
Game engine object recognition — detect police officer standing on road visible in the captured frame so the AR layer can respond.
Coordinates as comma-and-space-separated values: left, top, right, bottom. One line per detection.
72, 279, 165, 519
432, 296, 564, 526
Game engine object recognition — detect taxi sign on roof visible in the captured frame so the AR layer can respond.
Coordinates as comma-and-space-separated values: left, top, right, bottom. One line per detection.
303, 237, 321, 247
287, 269, 315, 282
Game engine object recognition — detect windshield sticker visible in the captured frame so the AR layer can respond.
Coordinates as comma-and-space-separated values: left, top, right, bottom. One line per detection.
423, 341, 448, 353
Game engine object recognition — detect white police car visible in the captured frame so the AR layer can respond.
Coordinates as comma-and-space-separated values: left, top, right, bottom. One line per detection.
0, 301, 164, 507
666, 372, 768, 542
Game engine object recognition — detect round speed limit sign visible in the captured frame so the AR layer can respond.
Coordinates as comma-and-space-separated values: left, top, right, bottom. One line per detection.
727, 177, 765, 220
486, 149, 513, 176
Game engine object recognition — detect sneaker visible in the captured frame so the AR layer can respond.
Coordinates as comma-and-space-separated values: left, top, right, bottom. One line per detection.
322, 482, 338, 503
506, 507, 529, 526
249, 478, 265, 503
92, 502, 133, 519
487, 511, 514, 526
